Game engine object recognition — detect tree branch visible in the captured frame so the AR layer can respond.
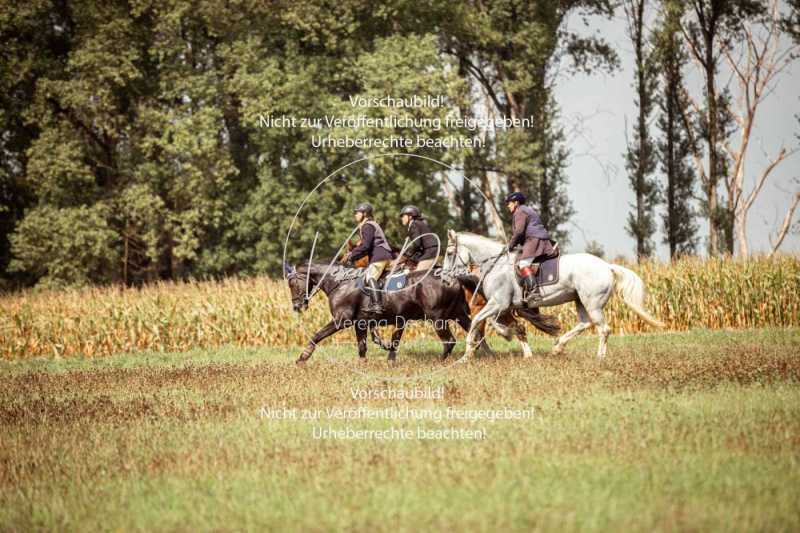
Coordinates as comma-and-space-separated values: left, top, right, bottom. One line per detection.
770, 191, 800, 255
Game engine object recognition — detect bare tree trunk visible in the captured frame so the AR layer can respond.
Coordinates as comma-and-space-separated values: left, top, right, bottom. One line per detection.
722, 0, 798, 257
736, 210, 749, 257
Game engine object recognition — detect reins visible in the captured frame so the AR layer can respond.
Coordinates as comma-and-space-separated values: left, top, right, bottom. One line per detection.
446, 233, 509, 307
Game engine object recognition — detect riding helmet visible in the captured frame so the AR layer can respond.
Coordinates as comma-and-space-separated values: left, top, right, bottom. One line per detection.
399, 205, 421, 218
504, 191, 526, 204
353, 202, 374, 216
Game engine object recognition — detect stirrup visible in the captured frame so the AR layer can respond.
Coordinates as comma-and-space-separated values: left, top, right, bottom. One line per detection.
524, 286, 542, 305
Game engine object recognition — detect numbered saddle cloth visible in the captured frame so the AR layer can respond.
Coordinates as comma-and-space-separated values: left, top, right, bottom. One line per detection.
356, 271, 408, 295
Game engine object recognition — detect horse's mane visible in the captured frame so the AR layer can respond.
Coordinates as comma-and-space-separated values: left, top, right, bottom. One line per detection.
456, 232, 505, 247
458, 231, 501, 242
296, 260, 362, 280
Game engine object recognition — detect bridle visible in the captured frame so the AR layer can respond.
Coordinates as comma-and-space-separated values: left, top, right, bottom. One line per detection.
285, 268, 311, 307
286, 264, 351, 306
445, 235, 471, 272
444, 234, 509, 306
446, 234, 507, 275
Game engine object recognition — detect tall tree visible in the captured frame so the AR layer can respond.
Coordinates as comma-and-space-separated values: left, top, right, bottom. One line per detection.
655, 0, 698, 258
680, 0, 765, 255
720, 0, 798, 256
624, 0, 660, 260
439, 1, 618, 245
0, 0, 71, 287
769, 0, 800, 255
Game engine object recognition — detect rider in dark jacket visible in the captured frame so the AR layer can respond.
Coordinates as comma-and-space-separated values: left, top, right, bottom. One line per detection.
396, 205, 438, 273
345, 202, 394, 314
505, 191, 557, 302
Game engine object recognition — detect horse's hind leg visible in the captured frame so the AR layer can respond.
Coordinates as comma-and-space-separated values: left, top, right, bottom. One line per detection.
496, 312, 532, 358
355, 324, 368, 359
552, 301, 592, 355
586, 306, 611, 359
434, 322, 457, 360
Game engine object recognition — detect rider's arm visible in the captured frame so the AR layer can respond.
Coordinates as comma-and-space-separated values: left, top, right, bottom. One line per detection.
402, 221, 421, 259
349, 224, 374, 261
507, 209, 528, 250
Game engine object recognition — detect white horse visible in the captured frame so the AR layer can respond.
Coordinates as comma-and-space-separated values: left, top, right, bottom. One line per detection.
443, 230, 664, 360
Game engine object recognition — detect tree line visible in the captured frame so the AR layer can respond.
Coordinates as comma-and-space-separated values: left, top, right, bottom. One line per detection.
0, 0, 798, 290
624, 0, 799, 261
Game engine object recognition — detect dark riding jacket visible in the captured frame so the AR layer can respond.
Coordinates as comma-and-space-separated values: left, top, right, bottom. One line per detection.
508, 204, 550, 250
402, 218, 438, 262
350, 220, 394, 264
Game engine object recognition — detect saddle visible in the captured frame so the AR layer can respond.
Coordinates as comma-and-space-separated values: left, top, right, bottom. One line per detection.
515, 255, 560, 287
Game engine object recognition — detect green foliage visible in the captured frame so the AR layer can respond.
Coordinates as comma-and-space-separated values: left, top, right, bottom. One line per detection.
439, 1, 615, 242
654, 0, 699, 258
681, 0, 767, 255
0, 0, 620, 287
9, 204, 119, 288
623, 0, 660, 261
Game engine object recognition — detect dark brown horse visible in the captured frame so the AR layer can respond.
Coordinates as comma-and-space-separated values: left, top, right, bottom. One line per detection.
284, 263, 553, 363
285, 261, 472, 363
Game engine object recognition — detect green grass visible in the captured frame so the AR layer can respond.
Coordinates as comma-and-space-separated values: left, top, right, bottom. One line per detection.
1, 328, 799, 531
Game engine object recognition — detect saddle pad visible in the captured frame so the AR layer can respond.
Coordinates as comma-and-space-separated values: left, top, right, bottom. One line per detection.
356, 271, 408, 294
384, 272, 408, 291
536, 256, 560, 287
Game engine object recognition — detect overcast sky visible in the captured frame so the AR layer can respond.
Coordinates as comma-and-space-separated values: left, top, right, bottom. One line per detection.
555, 7, 799, 259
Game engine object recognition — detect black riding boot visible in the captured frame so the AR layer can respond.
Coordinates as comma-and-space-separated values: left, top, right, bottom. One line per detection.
522, 273, 541, 305
522, 274, 542, 301
364, 279, 383, 315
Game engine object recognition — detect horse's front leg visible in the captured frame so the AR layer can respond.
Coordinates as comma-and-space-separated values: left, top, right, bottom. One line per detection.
512, 318, 533, 358
463, 298, 504, 361
297, 319, 346, 363
388, 324, 406, 361
369, 327, 393, 351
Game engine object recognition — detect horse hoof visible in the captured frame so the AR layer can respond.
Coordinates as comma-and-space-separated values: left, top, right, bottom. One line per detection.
296, 357, 306, 365
551, 345, 564, 356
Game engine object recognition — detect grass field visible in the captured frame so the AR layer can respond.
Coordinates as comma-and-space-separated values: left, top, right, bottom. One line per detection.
1, 328, 799, 531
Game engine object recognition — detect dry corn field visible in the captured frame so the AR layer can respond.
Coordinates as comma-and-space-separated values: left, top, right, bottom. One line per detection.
1, 255, 798, 359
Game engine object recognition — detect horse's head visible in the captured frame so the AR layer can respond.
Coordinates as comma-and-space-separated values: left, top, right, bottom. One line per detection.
283, 262, 308, 312
443, 229, 472, 274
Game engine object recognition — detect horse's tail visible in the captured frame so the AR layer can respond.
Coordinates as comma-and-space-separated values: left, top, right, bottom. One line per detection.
608, 264, 665, 329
